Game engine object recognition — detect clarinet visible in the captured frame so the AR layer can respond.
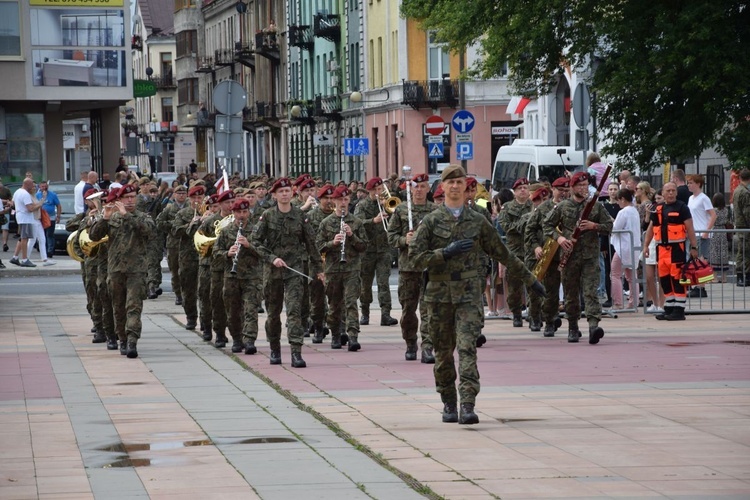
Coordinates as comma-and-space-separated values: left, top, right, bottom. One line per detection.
339, 210, 347, 264
229, 221, 245, 275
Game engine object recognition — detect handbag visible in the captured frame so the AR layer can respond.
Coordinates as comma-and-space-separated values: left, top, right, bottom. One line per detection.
679, 257, 715, 286
40, 209, 52, 229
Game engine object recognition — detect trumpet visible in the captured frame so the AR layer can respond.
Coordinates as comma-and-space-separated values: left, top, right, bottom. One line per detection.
402, 166, 413, 231
229, 220, 245, 275
339, 210, 347, 264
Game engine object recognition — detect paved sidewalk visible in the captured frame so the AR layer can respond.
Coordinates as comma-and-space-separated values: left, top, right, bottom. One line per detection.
1, 281, 749, 498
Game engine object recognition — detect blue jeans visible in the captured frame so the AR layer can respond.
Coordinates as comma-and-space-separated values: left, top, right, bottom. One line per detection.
44, 225, 55, 256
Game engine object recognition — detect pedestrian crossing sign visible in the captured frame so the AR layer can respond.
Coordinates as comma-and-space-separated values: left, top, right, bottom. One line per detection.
428, 143, 444, 159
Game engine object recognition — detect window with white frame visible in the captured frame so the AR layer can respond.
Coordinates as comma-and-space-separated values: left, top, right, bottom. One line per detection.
427, 31, 449, 80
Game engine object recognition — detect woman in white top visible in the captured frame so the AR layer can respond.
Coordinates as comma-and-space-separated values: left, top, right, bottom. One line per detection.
687, 174, 715, 297
610, 188, 642, 310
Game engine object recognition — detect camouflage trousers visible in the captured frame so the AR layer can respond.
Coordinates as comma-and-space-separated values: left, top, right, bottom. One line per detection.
166, 245, 181, 299
541, 262, 562, 325
84, 258, 102, 330
179, 259, 199, 322
211, 269, 227, 338
360, 251, 392, 314
524, 256, 543, 324
397, 271, 431, 348
309, 275, 327, 329
97, 259, 114, 340
506, 250, 528, 316
325, 271, 361, 340
425, 299, 482, 405
737, 233, 750, 274
264, 273, 305, 351
110, 271, 147, 343
561, 255, 601, 325
147, 232, 164, 289
300, 261, 310, 329
224, 276, 262, 344
198, 264, 212, 332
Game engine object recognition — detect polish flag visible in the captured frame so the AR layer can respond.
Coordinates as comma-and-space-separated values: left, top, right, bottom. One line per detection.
506, 96, 532, 115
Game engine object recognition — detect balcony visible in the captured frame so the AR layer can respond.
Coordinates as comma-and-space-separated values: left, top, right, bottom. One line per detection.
234, 42, 255, 68
242, 101, 279, 128
196, 57, 214, 73
150, 75, 176, 89
254, 32, 280, 62
214, 48, 235, 67
313, 13, 340, 43
195, 110, 215, 129
288, 100, 316, 125
314, 94, 342, 121
402, 79, 459, 110
288, 25, 314, 51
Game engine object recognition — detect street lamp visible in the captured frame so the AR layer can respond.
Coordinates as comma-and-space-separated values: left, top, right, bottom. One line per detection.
290, 105, 302, 117
350, 89, 390, 103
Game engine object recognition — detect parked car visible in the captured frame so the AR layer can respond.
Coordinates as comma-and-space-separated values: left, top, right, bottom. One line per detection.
53, 192, 78, 255
6, 181, 78, 238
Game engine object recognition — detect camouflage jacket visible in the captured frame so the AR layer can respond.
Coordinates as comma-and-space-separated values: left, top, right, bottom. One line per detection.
136, 194, 164, 218
524, 198, 560, 263
734, 183, 750, 229
172, 206, 201, 264
156, 201, 189, 249
213, 220, 262, 280
354, 197, 389, 253
316, 212, 367, 274
387, 200, 435, 272
251, 205, 322, 279
307, 206, 334, 234
497, 198, 532, 255
89, 209, 154, 274
543, 197, 613, 259
411, 205, 535, 304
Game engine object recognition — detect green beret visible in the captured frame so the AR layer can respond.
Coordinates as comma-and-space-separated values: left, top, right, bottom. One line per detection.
441, 164, 466, 182
173, 185, 187, 193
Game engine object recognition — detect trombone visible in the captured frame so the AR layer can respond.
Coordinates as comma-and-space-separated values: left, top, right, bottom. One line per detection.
380, 183, 401, 214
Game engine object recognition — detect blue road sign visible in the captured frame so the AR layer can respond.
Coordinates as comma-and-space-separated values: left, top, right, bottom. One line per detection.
428, 142, 444, 159
344, 138, 370, 156
451, 110, 475, 133
456, 142, 474, 160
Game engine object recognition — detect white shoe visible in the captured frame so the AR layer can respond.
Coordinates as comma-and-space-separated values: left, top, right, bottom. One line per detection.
485, 311, 499, 318
43, 260, 56, 266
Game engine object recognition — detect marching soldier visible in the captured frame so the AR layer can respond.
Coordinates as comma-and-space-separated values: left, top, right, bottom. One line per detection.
136, 178, 168, 299
196, 194, 220, 343
521, 184, 551, 332
387, 172, 436, 362
252, 177, 324, 368
90, 184, 155, 358
497, 178, 533, 327
214, 198, 264, 355
355, 177, 398, 326
66, 199, 94, 334
156, 185, 189, 305
316, 186, 368, 350
465, 177, 492, 347
544, 172, 613, 343
411, 165, 545, 425
525, 177, 569, 337
172, 185, 206, 330
94, 189, 117, 351
293, 178, 317, 334
307, 184, 336, 343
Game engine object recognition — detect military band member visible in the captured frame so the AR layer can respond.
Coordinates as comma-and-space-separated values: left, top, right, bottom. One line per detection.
521, 184, 551, 332
307, 184, 336, 343
465, 176, 492, 347
525, 177, 569, 337
66, 200, 92, 333
254, 180, 270, 209
156, 185, 188, 305
432, 184, 445, 205
387, 173, 436, 362
172, 185, 206, 330
355, 177, 398, 326
252, 177, 324, 368
214, 198, 264, 355
544, 172, 613, 344
94, 189, 117, 350
196, 194, 221, 344
294, 178, 317, 334
203, 190, 235, 349
411, 165, 545, 425
317, 186, 368, 350
90, 184, 155, 358
136, 178, 168, 299
497, 178, 533, 327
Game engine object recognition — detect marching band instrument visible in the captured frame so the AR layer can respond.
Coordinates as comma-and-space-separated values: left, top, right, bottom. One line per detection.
193, 214, 235, 256
381, 184, 401, 214
402, 166, 413, 231
66, 231, 85, 262
80, 191, 109, 256
376, 195, 389, 232
339, 210, 347, 263
229, 220, 245, 275
532, 236, 560, 280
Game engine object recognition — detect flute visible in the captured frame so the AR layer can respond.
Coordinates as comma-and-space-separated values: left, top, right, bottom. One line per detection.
339, 210, 347, 264
229, 221, 245, 275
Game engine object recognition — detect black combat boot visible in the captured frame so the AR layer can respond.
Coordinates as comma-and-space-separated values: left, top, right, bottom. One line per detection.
126, 341, 138, 359
106, 338, 118, 350
459, 403, 479, 425
359, 308, 369, 325
442, 402, 458, 423
147, 287, 158, 299
119, 337, 127, 355
665, 307, 686, 321
529, 318, 541, 332
155, 287, 163, 296
381, 312, 398, 326
201, 330, 212, 341
175, 295, 183, 306
543, 323, 556, 337
588, 322, 605, 345
331, 334, 342, 350
340, 332, 350, 346
421, 346, 435, 364
244, 340, 257, 355
269, 346, 282, 365
92, 330, 107, 343
312, 325, 328, 344
304, 322, 313, 338
567, 320, 581, 343
291, 351, 307, 368
91, 327, 97, 333
655, 306, 674, 320
512, 314, 523, 327
231, 340, 243, 353
185, 318, 197, 330
405, 341, 418, 361
347, 336, 361, 352
214, 335, 228, 348
476, 334, 487, 348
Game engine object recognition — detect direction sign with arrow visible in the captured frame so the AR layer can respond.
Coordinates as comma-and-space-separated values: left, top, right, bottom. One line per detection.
451, 110, 475, 133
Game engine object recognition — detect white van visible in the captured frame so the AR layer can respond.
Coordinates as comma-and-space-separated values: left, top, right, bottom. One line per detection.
491, 140, 585, 191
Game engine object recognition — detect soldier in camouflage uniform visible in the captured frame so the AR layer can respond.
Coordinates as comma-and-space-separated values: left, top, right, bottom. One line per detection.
94, 189, 117, 350
525, 177, 569, 337
411, 165, 546, 425
307, 184, 336, 343
252, 177, 324, 368
90, 184, 154, 358
291, 177, 317, 335
214, 198, 264, 356
544, 172, 613, 344
520, 184, 551, 333
465, 177, 492, 347
136, 179, 167, 299
733, 169, 750, 286
497, 178, 533, 327
172, 185, 207, 330
156, 185, 188, 305
387, 172, 435, 362
196, 194, 220, 343
355, 177, 398, 326
66, 210, 93, 332
201, 191, 234, 349
317, 186, 367, 350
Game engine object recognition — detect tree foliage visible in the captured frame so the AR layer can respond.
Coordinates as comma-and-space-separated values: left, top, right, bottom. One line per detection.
401, 0, 750, 170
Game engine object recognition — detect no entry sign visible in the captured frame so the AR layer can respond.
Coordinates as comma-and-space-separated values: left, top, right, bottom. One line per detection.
425, 115, 445, 136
